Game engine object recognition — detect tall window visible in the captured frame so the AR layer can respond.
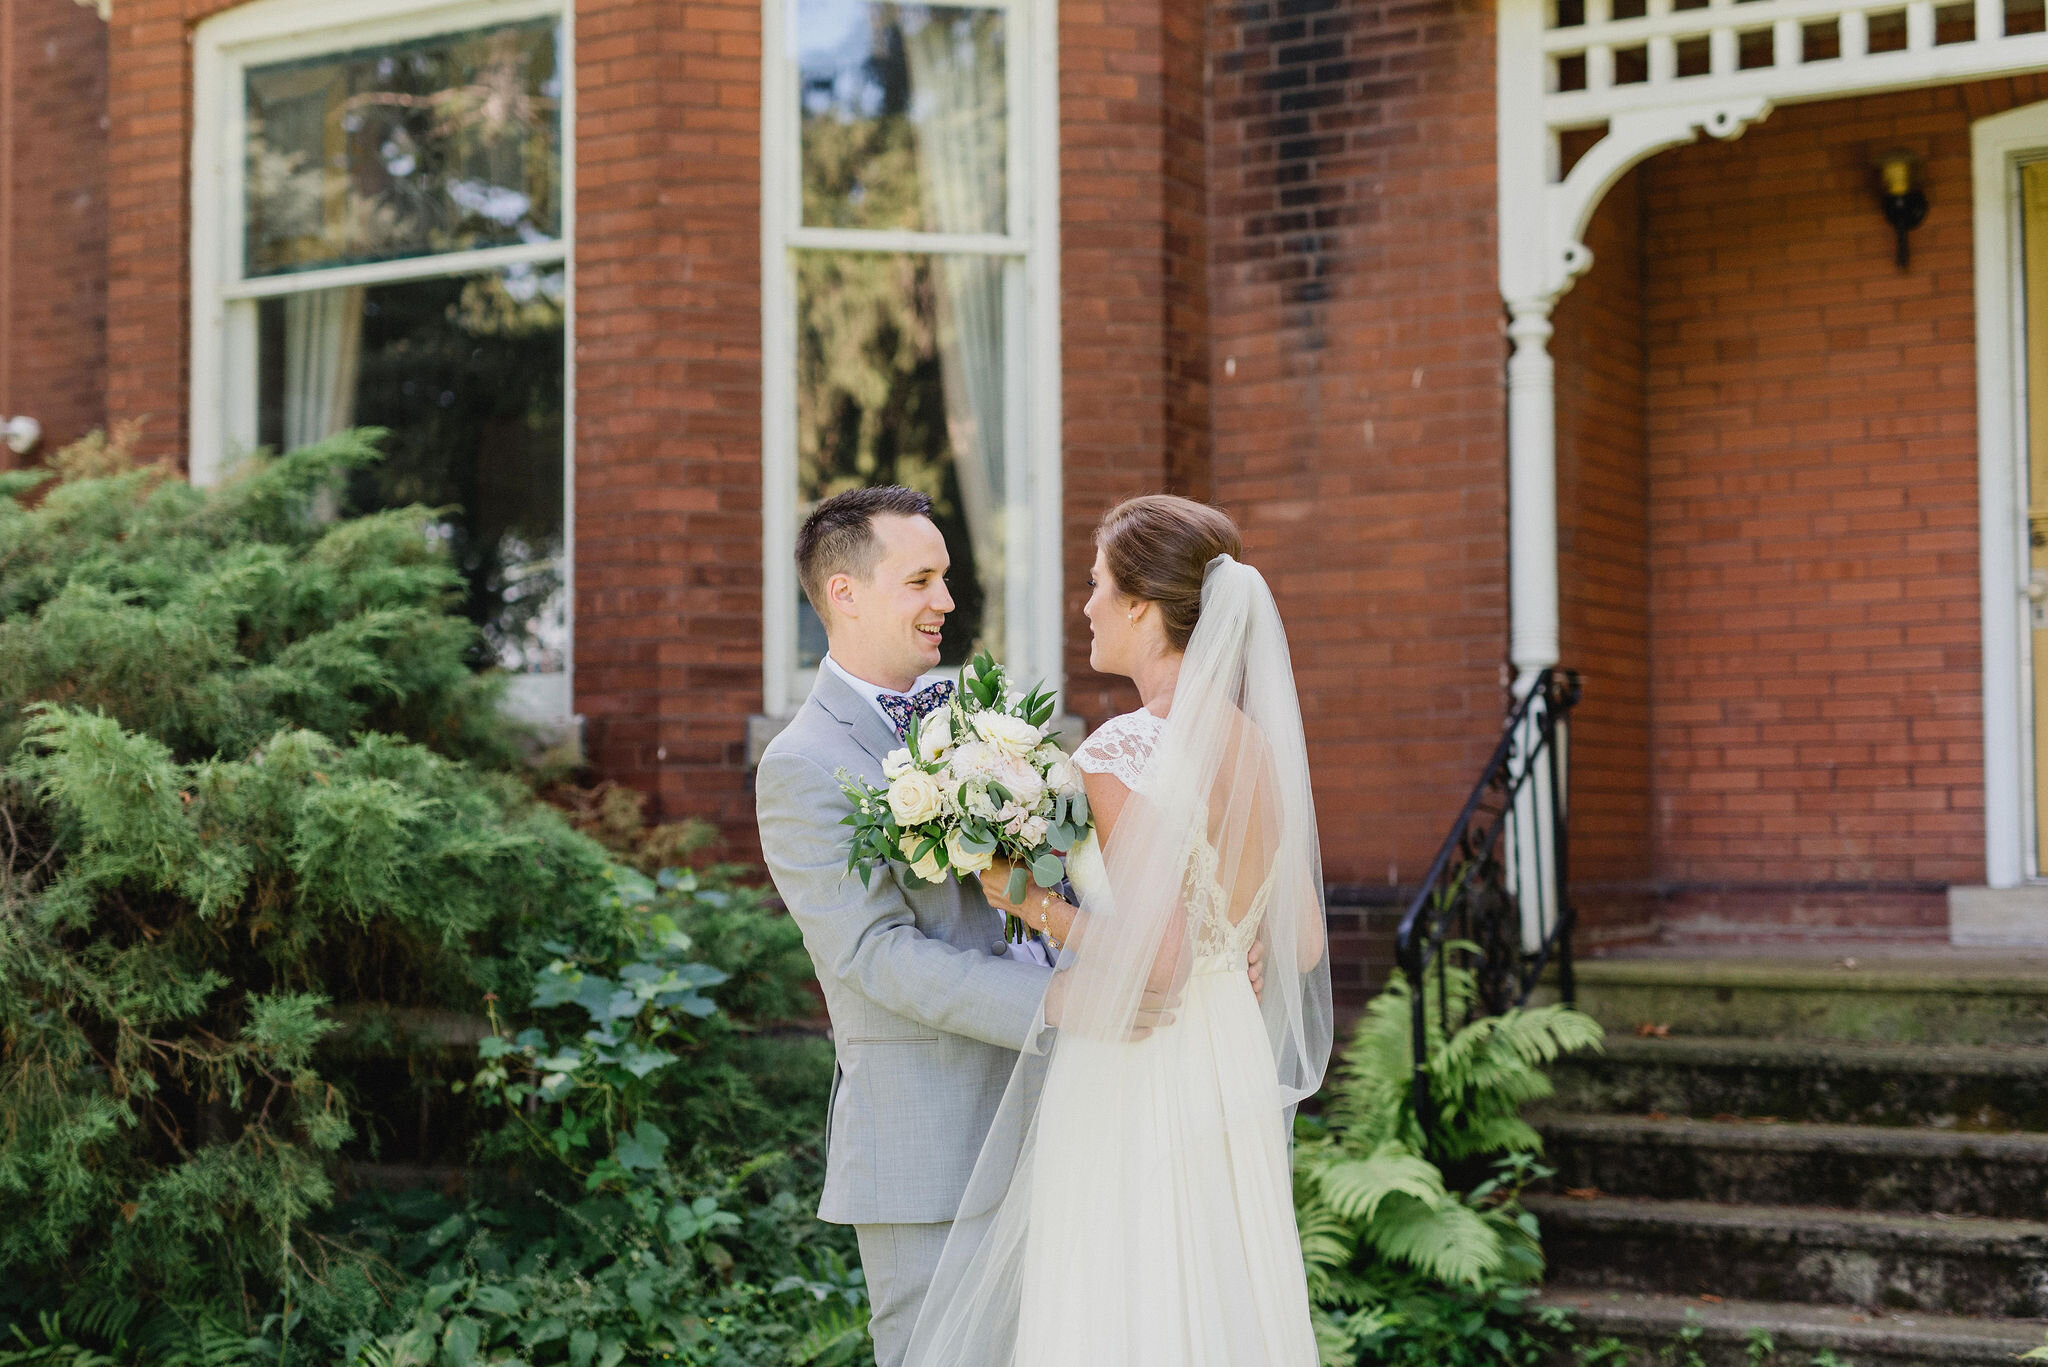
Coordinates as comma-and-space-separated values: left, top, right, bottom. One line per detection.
762, 0, 1061, 717
193, 0, 573, 722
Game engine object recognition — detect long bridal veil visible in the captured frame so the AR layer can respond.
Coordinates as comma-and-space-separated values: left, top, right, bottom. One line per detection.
902, 554, 1333, 1367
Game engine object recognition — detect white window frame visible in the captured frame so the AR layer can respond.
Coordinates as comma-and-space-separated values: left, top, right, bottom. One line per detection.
1972, 99, 2048, 889
190, 0, 577, 724
759, 0, 1063, 720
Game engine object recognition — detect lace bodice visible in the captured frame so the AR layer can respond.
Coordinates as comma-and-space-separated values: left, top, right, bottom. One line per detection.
1072, 710, 1271, 965
1073, 708, 1167, 792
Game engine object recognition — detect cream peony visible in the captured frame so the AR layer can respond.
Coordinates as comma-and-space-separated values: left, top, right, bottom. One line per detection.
947, 740, 1002, 779
887, 768, 946, 826
945, 827, 994, 875
973, 711, 1042, 758
991, 756, 1045, 810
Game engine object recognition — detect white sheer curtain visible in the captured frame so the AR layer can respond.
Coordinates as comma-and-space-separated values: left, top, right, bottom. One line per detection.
282, 285, 365, 450
904, 13, 1008, 653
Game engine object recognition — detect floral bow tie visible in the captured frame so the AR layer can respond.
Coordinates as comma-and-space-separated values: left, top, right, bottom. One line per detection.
879, 680, 955, 740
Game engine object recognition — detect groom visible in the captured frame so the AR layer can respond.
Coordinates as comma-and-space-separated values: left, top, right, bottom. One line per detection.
754, 487, 1054, 1367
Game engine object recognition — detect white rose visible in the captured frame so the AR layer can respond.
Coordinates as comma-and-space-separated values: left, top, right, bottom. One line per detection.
883, 747, 914, 779
945, 827, 994, 875
1044, 755, 1081, 796
973, 711, 1042, 759
907, 844, 946, 883
887, 768, 945, 826
916, 709, 954, 762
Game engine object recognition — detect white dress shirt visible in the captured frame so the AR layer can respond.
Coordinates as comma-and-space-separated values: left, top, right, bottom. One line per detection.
820, 652, 950, 734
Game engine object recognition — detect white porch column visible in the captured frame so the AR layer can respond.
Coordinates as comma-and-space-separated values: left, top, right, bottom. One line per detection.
1506, 297, 1560, 693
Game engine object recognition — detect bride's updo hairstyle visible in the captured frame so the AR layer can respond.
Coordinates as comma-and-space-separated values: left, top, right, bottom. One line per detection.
1096, 494, 1244, 653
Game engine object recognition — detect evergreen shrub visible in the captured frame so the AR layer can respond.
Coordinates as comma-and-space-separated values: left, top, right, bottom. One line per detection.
0, 434, 853, 1364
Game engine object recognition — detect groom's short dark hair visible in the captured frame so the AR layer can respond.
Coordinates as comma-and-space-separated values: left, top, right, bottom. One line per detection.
797, 485, 935, 618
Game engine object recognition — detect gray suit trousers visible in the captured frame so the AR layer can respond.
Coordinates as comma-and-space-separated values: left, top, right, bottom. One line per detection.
855, 1221, 953, 1367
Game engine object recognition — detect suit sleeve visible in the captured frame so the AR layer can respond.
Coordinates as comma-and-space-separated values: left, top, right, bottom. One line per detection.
757, 749, 1050, 1051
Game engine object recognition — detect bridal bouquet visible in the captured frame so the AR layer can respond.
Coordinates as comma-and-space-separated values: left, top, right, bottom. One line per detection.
836, 651, 1092, 942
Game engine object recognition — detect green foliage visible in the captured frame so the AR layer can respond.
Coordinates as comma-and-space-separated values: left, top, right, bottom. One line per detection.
0, 437, 852, 1364
321, 1158, 865, 1367
1327, 949, 1606, 1165
462, 864, 833, 1201
1297, 960, 1603, 1365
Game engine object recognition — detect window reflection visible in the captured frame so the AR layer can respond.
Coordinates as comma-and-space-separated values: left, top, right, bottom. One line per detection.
257, 266, 567, 674
795, 250, 1008, 670
244, 19, 562, 277
796, 2, 1006, 235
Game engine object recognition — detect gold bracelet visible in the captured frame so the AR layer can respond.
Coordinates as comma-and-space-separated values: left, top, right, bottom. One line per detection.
1037, 891, 1064, 948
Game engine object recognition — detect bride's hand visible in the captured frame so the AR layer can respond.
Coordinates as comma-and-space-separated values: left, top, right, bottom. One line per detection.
977, 856, 1027, 916
1247, 939, 1266, 1002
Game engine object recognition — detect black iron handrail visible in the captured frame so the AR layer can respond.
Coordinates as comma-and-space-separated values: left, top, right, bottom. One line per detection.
1394, 667, 1581, 1139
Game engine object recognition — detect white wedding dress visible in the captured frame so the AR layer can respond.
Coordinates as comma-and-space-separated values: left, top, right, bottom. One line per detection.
902, 557, 1331, 1367
1013, 709, 1318, 1367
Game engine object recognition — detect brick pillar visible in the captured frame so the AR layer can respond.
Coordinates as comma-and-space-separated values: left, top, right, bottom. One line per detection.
1060, 0, 1210, 726
572, 0, 764, 845
1, 0, 107, 463
1207, 0, 1509, 888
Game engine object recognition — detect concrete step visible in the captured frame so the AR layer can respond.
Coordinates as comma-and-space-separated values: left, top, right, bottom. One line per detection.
1537, 1114, 2048, 1219
1528, 1195, 2048, 1319
1547, 1035, 2048, 1129
1537, 1287, 2048, 1366
1543, 956, 2048, 1046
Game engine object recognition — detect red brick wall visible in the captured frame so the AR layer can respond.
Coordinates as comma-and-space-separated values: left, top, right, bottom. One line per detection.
1206, 0, 1508, 892
102, 0, 231, 465
1637, 83, 2016, 891
572, 0, 764, 846
2, 0, 107, 463
1059, 0, 1203, 725
1553, 167, 1654, 896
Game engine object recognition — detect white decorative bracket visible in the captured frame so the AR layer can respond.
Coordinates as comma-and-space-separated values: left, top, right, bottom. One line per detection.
1543, 98, 1772, 299
72, 0, 109, 20
1496, 0, 2048, 684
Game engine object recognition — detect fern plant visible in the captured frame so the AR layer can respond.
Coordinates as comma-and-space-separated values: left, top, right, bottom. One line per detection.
1295, 956, 1602, 1365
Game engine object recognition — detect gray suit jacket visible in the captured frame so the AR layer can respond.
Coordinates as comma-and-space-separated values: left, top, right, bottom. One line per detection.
756, 668, 1051, 1225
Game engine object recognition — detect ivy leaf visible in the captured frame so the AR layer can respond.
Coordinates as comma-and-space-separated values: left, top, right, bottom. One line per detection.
612, 1120, 670, 1172
614, 1043, 676, 1079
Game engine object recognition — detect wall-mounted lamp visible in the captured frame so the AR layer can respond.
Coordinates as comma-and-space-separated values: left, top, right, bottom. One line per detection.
1877, 149, 1928, 271
0, 415, 41, 455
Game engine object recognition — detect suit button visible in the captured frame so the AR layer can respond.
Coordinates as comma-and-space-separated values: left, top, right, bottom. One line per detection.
990, 941, 1008, 955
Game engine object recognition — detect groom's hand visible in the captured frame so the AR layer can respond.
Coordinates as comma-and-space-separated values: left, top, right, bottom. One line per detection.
1041, 971, 1179, 1041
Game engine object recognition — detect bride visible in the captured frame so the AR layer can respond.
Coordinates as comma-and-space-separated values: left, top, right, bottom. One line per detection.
902, 495, 1333, 1367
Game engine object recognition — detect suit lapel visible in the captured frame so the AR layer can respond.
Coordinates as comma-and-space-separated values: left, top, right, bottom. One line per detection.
812, 666, 903, 768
